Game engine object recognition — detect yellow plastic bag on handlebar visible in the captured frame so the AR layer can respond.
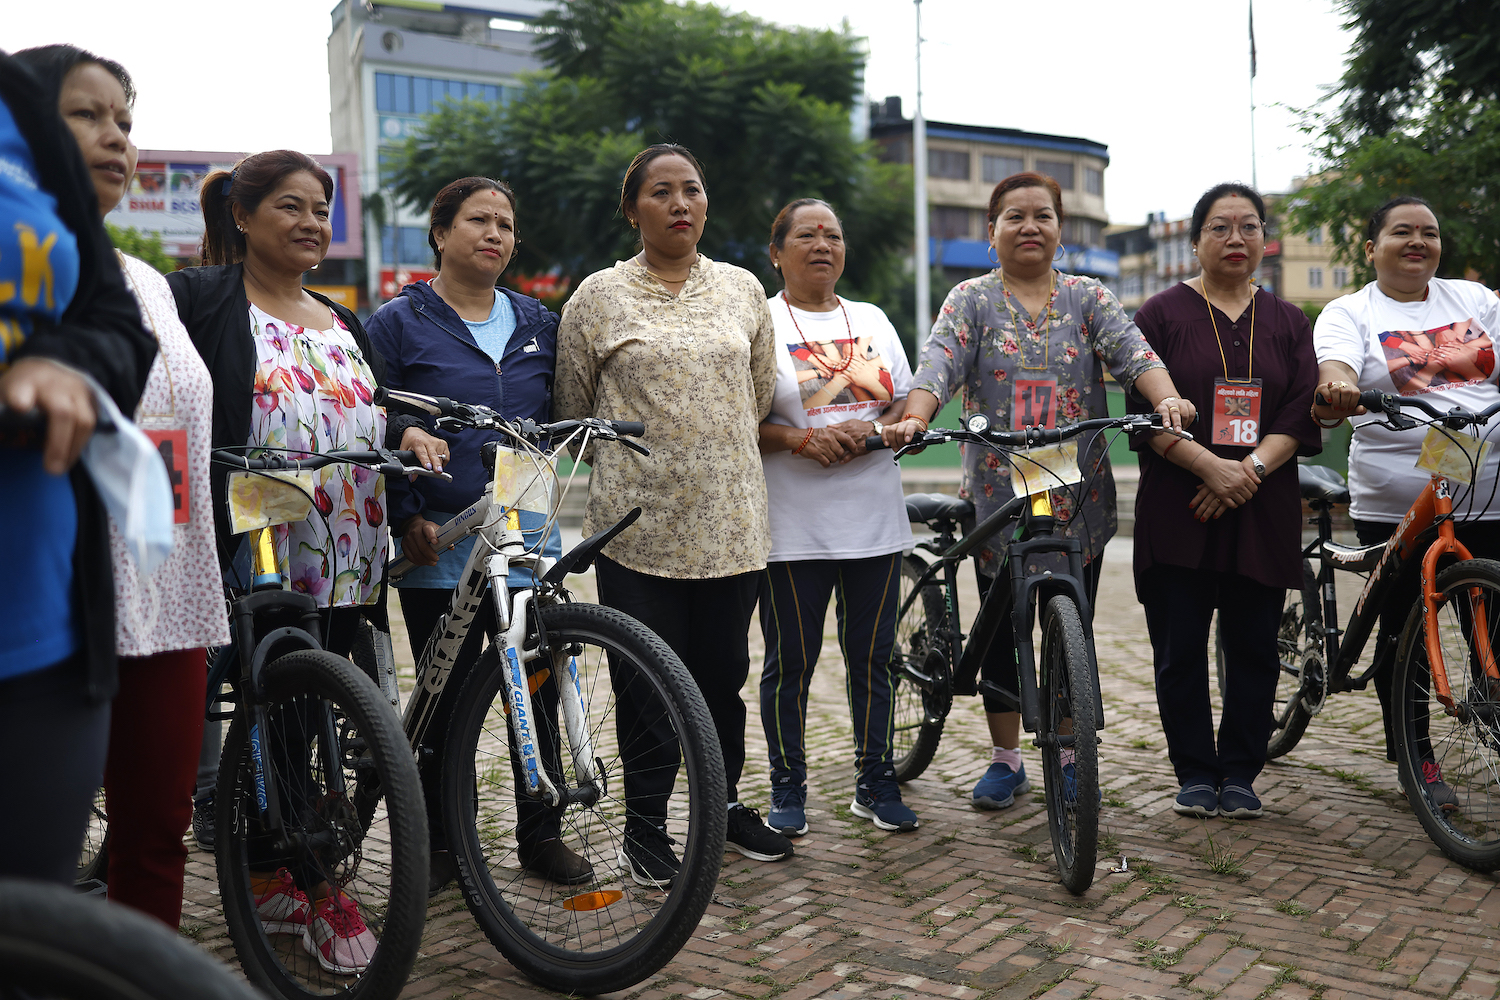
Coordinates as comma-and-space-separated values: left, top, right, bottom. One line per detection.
490, 447, 555, 515
1009, 440, 1083, 498
1415, 426, 1491, 486
227, 470, 316, 533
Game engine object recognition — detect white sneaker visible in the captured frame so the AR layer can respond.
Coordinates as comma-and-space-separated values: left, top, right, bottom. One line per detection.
302, 892, 378, 975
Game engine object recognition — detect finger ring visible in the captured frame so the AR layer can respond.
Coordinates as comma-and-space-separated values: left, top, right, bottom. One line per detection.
1168, 404, 1180, 409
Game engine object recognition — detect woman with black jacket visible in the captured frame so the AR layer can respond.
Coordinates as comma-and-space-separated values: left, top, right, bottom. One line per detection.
0, 49, 154, 885
365, 175, 576, 893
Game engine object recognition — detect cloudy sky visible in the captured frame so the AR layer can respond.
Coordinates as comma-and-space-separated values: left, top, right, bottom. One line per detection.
6, 0, 1356, 225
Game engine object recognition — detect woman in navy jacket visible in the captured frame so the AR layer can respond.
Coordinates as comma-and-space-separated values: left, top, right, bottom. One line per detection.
365, 176, 570, 892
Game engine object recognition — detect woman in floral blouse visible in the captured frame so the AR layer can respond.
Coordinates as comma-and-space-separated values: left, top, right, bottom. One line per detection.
883, 171, 1196, 812
555, 143, 793, 883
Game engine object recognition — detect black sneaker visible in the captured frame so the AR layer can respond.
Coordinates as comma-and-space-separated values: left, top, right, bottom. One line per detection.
428, 850, 457, 896
725, 804, 794, 862
192, 795, 215, 851
619, 824, 679, 888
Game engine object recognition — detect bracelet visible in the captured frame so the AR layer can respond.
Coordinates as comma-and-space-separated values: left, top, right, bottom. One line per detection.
1311, 410, 1345, 429
1162, 437, 1183, 457
791, 427, 815, 455
906, 414, 930, 431
1188, 450, 1209, 473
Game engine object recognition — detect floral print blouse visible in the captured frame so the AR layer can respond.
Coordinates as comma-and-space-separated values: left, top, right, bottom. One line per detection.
554, 255, 777, 579
247, 303, 387, 606
913, 269, 1163, 574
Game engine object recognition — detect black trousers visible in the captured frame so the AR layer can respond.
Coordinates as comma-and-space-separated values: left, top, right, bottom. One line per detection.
1140, 566, 1284, 786
1353, 518, 1500, 761
398, 587, 564, 848
595, 556, 758, 814
759, 553, 902, 787
975, 559, 1103, 715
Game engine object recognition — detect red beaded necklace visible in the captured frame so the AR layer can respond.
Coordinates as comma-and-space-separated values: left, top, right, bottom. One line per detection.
781, 291, 855, 375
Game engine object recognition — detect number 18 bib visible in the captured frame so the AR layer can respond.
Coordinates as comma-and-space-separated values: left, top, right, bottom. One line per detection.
1211, 378, 1262, 447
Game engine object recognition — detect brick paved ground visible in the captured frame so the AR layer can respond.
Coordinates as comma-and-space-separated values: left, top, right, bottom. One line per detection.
180, 539, 1500, 1000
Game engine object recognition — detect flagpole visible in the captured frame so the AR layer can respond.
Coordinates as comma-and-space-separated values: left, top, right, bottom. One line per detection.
913, 0, 930, 348
1249, 0, 1258, 189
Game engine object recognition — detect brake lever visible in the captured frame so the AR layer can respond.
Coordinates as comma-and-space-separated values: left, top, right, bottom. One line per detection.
618, 437, 652, 457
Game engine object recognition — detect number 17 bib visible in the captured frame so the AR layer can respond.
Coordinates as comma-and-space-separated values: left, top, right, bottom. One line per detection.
1211, 378, 1262, 447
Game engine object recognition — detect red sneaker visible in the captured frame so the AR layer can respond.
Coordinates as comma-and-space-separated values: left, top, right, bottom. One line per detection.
302, 892, 378, 975
253, 868, 309, 936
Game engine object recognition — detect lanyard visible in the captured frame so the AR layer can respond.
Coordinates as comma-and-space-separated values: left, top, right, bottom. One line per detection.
1197, 282, 1256, 384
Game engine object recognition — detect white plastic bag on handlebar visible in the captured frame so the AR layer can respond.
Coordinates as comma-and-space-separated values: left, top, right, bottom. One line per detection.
1009, 439, 1083, 498
490, 446, 555, 515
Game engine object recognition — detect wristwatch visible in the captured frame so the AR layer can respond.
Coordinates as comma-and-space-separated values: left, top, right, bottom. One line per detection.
1249, 452, 1267, 477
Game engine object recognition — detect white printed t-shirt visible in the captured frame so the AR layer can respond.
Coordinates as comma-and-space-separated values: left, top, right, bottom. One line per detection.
761, 293, 914, 561
1314, 277, 1500, 522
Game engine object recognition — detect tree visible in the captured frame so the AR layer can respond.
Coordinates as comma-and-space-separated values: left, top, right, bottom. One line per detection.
1288, 1, 1500, 287
387, 0, 910, 306
106, 223, 176, 274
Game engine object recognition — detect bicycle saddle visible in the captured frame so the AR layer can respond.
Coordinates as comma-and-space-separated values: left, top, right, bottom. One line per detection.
904, 492, 974, 524
1299, 464, 1351, 505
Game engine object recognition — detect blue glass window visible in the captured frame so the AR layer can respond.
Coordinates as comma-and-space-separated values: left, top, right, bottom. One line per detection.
375, 73, 394, 112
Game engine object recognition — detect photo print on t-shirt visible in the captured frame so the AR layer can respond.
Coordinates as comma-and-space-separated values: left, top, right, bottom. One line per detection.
1380, 318, 1494, 395
789, 338, 896, 414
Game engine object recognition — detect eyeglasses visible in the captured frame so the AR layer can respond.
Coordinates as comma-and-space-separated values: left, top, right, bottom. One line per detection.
1202, 221, 1264, 240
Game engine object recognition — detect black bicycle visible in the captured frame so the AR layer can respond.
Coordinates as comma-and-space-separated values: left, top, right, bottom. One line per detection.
873, 411, 1183, 893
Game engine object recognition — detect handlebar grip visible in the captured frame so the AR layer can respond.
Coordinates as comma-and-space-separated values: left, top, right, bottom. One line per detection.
865, 435, 887, 452
613, 421, 645, 437
374, 387, 458, 418
1359, 389, 1388, 410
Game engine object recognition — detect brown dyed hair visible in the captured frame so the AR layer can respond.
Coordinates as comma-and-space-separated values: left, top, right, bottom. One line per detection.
619, 143, 707, 226
199, 150, 333, 265
986, 171, 1065, 227
428, 177, 517, 268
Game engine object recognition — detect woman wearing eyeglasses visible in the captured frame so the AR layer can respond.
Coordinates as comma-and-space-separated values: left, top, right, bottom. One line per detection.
1130, 182, 1321, 820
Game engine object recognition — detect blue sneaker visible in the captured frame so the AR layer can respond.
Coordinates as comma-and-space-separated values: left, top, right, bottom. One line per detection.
1173, 782, 1220, 817
851, 767, 919, 832
972, 762, 1031, 810
1061, 763, 1103, 805
1218, 779, 1263, 819
767, 783, 808, 837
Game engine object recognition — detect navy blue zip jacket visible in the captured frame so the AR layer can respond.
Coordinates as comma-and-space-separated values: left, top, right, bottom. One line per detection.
366, 279, 559, 531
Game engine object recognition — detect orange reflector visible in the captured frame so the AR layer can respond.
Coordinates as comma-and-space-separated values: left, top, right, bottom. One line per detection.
563, 890, 623, 911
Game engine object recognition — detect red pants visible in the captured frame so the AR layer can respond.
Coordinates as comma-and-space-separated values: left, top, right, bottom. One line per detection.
104, 648, 207, 928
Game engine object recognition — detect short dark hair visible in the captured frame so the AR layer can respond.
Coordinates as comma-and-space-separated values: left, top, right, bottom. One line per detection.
987, 172, 1064, 227
1366, 195, 1436, 244
1190, 183, 1266, 243
199, 151, 334, 266
428, 177, 517, 268
619, 143, 707, 226
769, 198, 841, 249
12, 44, 136, 108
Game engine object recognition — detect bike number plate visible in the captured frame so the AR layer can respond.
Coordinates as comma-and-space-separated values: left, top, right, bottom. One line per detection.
1416, 425, 1491, 485
1013, 376, 1059, 430
143, 428, 190, 525
1211, 378, 1262, 446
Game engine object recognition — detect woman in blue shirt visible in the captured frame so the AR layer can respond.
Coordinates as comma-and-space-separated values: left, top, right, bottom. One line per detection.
365, 175, 568, 892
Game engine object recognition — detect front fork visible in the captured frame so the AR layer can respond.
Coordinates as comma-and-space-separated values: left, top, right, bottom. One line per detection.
489, 511, 602, 810
1420, 481, 1498, 711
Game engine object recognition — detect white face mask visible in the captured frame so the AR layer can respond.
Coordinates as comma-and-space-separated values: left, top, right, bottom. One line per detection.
76, 369, 176, 574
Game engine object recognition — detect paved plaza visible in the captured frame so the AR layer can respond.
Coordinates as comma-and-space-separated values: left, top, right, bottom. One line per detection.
180, 538, 1500, 1000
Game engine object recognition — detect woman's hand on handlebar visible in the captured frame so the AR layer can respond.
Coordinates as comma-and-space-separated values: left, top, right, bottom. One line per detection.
1315, 377, 1366, 417
0, 358, 96, 475
1153, 394, 1197, 434
400, 515, 442, 567
881, 417, 928, 450
796, 426, 858, 467
400, 426, 449, 477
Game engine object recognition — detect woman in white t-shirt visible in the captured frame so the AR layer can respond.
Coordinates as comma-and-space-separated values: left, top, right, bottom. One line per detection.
756, 198, 918, 837
1313, 195, 1500, 811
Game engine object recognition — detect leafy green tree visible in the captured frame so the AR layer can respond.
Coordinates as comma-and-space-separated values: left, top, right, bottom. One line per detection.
1289, 1, 1500, 286
106, 222, 175, 274
387, 0, 910, 304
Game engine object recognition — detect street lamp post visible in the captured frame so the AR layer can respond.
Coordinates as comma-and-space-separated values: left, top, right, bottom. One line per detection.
913, 0, 930, 347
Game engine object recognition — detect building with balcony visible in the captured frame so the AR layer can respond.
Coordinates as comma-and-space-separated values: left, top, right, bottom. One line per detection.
327, 0, 552, 309
868, 97, 1116, 283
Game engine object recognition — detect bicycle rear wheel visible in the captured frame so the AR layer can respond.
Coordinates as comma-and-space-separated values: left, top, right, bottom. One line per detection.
1037, 594, 1099, 895
442, 601, 726, 995
217, 649, 427, 1000
1393, 558, 1500, 871
75, 786, 109, 887
891, 555, 950, 782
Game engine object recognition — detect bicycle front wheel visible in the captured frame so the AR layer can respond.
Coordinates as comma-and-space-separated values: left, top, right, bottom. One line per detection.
442, 601, 726, 995
891, 555, 950, 782
75, 786, 108, 887
1038, 594, 1099, 895
1393, 558, 1500, 871
217, 649, 427, 1000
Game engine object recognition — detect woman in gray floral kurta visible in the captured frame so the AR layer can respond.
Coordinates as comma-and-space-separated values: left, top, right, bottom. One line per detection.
883, 172, 1196, 811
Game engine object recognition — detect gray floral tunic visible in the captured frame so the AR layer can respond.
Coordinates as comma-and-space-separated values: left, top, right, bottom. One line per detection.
914, 269, 1163, 574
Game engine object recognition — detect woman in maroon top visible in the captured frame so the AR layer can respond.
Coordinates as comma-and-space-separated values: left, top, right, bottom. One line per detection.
1131, 183, 1320, 820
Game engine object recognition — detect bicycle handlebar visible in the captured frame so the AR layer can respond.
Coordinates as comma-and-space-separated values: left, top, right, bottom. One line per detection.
865, 412, 1186, 457
376, 387, 650, 456
1316, 389, 1500, 431
210, 447, 450, 481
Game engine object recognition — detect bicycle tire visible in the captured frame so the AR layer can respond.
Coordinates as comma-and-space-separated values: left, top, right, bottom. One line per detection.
442, 601, 726, 995
891, 555, 950, 782
1037, 594, 1099, 895
76, 786, 109, 886
0, 877, 262, 1000
1393, 558, 1500, 872
216, 649, 428, 1000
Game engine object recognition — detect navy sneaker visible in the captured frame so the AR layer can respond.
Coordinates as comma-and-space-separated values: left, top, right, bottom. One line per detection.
767, 783, 808, 837
851, 768, 919, 832
972, 762, 1031, 810
1173, 782, 1220, 817
1061, 763, 1103, 805
1218, 780, 1263, 819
